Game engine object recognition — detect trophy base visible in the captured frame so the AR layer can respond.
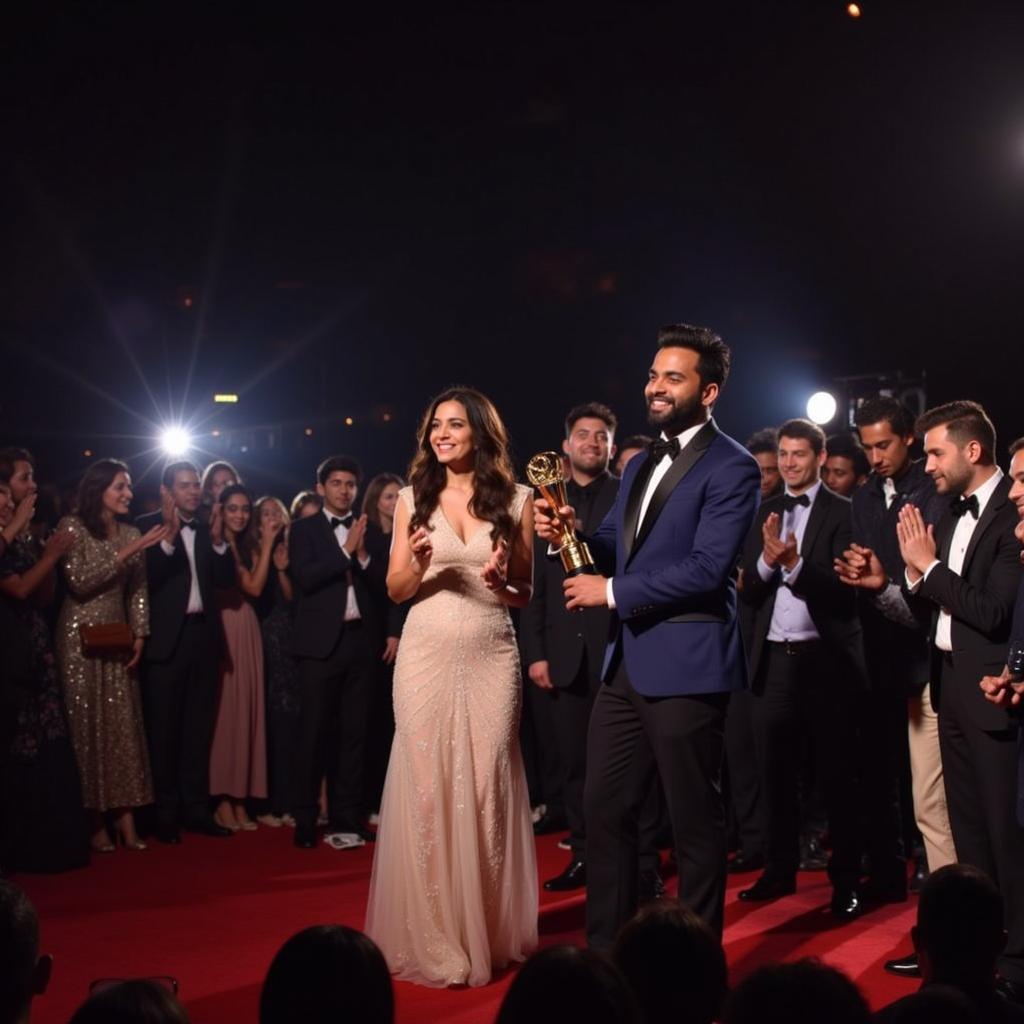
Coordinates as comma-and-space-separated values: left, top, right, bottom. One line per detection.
560, 542, 596, 578
566, 563, 597, 578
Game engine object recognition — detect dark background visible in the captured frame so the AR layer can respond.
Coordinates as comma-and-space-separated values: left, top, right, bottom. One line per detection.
3, 1, 1023, 501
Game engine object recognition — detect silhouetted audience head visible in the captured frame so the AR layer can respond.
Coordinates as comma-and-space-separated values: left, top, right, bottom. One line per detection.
259, 925, 393, 1024
290, 490, 322, 519
68, 980, 188, 1024
0, 881, 50, 1024
615, 435, 653, 477
880, 984, 981, 1023
613, 901, 727, 1024
913, 864, 1006, 990
722, 958, 870, 1024
745, 427, 782, 499
495, 945, 640, 1024
823, 433, 870, 497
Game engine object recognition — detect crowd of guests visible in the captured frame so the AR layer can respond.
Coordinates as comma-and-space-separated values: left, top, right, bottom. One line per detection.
5, 862, 1024, 1022
0, 447, 405, 868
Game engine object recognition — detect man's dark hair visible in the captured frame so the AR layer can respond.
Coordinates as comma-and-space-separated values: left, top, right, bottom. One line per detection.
745, 428, 778, 457
0, 881, 40, 1024
723, 959, 870, 1024
1009, 437, 1024, 457
915, 401, 996, 459
879, 985, 980, 1024
826, 434, 870, 478
618, 435, 653, 453
614, 902, 727, 1024
496, 946, 640, 1024
0, 448, 34, 486
853, 395, 916, 437
656, 324, 731, 390
161, 461, 199, 490
260, 925, 393, 1024
565, 402, 618, 438
69, 981, 189, 1024
915, 864, 1004, 988
317, 455, 362, 486
777, 418, 826, 456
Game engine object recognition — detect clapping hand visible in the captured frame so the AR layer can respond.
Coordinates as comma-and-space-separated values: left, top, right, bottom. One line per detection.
261, 518, 285, 551
481, 539, 509, 591
834, 543, 887, 592
762, 513, 798, 570
160, 491, 180, 543
896, 504, 936, 582
43, 528, 75, 561
10, 493, 36, 536
118, 523, 171, 563
272, 535, 290, 571
342, 514, 368, 560
409, 526, 433, 573
209, 502, 225, 546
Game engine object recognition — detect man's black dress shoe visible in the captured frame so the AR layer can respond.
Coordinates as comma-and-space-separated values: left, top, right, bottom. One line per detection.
328, 820, 375, 842
830, 886, 862, 920
533, 811, 567, 836
154, 824, 181, 845
639, 868, 666, 904
738, 874, 797, 902
996, 976, 1024, 1006
908, 858, 929, 894
883, 953, 921, 978
727, 851, 765, 874
184, 817, 233, 838
543, 858, 586, 892
293, 825, 317, 849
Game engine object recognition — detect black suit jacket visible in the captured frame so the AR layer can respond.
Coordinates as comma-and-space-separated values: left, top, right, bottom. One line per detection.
137, 510, 235, 663
521, 473, 619, 687
289, 511, 386, 660
740, 485, 868, 692
911, 474, 1022, 731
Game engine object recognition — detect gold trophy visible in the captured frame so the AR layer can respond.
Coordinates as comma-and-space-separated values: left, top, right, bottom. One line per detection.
526, 451, 596, 577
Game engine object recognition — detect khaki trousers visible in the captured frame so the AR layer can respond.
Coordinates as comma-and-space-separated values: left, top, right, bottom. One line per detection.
907, 682, 957, 870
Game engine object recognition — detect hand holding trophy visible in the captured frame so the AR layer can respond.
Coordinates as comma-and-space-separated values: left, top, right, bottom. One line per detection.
526, 451, 596, 577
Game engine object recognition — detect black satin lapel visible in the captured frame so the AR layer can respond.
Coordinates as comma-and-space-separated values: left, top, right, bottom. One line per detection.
798, 488, 830, 558
962, 478, 1009, 572
622, 458, 655, 561
628, 420, 718, 563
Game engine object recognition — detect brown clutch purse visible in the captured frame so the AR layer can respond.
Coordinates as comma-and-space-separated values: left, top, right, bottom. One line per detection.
79, 622, 135, 656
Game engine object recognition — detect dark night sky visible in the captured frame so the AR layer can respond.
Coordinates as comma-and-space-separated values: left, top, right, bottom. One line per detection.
3, 1, 1023, 497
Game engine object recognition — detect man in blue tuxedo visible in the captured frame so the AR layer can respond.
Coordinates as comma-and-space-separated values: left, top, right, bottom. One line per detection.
535, 324, 760, 946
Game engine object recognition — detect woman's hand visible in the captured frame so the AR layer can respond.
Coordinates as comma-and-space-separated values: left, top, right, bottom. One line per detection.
126, 637, 145, 671
409, 526, 433, 574
262, 519, 285, 551
272, 536, 290, 571
43, 528, 75, 563
9, 493, 36, 536
118, 524, 170, 563
481, 539, 509, 591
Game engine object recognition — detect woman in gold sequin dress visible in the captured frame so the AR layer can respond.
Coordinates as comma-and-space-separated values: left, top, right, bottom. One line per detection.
56, 459, 169, 852
365, 387, 538, 988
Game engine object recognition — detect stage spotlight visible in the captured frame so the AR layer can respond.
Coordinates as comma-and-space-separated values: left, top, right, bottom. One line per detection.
847, 3, 861, 17
160, 426, 192, 457
806, 391, 838, 425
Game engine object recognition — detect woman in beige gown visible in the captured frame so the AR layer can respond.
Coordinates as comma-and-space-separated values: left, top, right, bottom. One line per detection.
365, 387, 538, 988
56, 459, 169, 851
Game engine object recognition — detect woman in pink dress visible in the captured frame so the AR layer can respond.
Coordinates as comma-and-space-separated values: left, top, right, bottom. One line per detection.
209, 484, 278, 830
365, 387, 538, 987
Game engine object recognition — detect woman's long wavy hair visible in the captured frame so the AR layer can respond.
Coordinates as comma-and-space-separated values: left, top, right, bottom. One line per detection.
408, 387, 516, 546
361, 473, 405, 532
219, 483, 257, 567
76, 459, 132, 540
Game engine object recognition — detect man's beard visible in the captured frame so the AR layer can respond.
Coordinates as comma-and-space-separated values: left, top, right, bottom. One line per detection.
569, 453, 607, 477
646, 392, 705, 435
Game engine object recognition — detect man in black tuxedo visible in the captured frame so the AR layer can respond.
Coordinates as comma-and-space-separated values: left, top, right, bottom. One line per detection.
738, 418, 869, 918
289, 455, 383, 849
524, 401, 667, 893
138, 461, 236, 843
900, 404, 1024, 1000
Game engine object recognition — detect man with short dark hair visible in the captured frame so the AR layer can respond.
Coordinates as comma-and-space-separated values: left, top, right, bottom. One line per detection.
0, 880, 52, 1024
614, 434, 654, 478
824, 433, 870, 498
535, 322, 761, 946
289, 455, 383, 849
898, 401, 1024, 997
746, 428, 783, 500
138, 461, 236, 843
739, 418, 869, 918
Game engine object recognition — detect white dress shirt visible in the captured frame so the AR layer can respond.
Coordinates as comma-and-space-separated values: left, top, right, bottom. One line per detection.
159, 515, 228, 615
757, 480, 822, 642
606, 421, 707, 610
906, 469, 1003, 652
324, 508, 371, 622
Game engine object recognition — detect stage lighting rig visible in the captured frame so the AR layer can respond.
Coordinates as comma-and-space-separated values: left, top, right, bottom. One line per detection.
160, 427, 192, 457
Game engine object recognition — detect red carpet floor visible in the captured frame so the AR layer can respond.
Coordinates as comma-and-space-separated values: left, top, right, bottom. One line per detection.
16, 829, 920, 1023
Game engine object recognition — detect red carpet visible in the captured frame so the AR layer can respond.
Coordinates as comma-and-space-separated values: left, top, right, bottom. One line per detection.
16, 830, 919, 1023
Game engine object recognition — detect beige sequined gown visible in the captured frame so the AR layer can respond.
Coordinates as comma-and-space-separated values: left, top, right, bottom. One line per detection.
365, 485, 538, 987
56, 516, 153, 811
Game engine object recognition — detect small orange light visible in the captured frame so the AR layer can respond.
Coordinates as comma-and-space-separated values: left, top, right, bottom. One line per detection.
304, 427, 314, 437
382, 412, 392, 423
344, 417, 354, 426
847, 3, 861, 16
83, 449, 93, 457
183, 296, 194, 308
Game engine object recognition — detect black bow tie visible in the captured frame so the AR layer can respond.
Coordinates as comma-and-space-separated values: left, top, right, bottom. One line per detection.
329, 514, 354, 530
950, 494, 979, 520
781, 493, 810, 513
650, 437, 681, 462
179, 519, 196, 531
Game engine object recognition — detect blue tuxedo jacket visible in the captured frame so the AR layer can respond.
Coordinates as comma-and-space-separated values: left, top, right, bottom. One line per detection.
586, 419, 761, 697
